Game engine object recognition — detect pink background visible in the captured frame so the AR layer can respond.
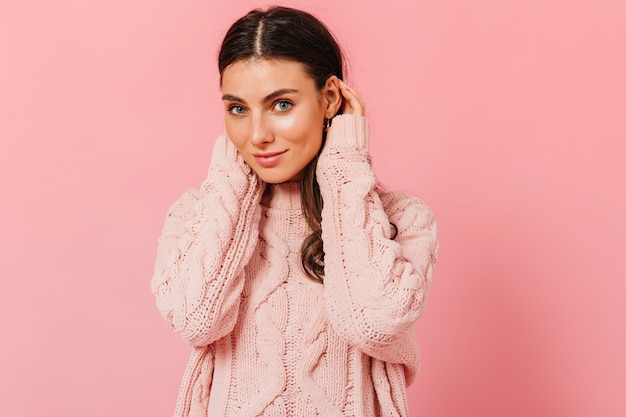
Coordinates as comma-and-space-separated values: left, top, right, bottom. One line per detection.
2, 0, 625, 416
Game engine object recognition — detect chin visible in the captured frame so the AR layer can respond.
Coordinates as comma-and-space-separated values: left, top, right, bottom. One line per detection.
252, 168, 305, 184
257, 174, 300, 184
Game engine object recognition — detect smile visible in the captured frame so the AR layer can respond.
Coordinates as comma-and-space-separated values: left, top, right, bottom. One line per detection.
253, 150, 287, 168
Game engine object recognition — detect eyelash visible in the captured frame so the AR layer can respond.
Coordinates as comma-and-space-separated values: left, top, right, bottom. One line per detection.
227, 104, 246, 116
226, 99, 293, 116
273, 100, 292, 112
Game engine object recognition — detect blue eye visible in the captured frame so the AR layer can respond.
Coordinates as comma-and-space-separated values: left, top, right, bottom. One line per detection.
274, 100, 292, 112
228, 105, 246, 115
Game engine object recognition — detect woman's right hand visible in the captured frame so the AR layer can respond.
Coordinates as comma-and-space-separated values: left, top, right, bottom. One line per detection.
211, 131, 239, 165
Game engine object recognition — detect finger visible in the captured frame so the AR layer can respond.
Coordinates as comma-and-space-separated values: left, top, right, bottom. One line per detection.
339, 81, 365, 116
340, 81, 364, 109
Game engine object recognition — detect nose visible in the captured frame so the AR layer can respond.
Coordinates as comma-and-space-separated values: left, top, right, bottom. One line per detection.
250, 114, 274, 146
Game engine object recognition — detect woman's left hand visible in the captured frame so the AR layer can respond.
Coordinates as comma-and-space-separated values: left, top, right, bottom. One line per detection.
339, 80, 365, 117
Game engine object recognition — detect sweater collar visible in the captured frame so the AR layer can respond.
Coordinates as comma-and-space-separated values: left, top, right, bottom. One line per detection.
261, 182, 302, 210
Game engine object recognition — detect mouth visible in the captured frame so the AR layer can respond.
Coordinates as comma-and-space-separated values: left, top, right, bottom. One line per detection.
253, 150, 287, 168
253, 151, 287, 158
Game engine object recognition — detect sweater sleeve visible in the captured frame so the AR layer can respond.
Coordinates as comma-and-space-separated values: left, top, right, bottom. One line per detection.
317, 114, 438, 362
151, 134, 265, 347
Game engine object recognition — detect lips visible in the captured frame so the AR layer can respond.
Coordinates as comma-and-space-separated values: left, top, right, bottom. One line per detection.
253, 150, 287, 168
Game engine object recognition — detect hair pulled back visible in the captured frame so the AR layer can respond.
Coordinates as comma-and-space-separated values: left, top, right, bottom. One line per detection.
218, 6, 344, 88
218, 6, 346, 283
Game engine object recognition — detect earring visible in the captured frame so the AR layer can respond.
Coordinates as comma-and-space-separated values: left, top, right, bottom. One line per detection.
323, 117, 332, 131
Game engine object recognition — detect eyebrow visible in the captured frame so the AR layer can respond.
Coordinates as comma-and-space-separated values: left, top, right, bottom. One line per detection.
221, 88, 299, 104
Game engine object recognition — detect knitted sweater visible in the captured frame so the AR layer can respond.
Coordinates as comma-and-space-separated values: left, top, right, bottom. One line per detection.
152, 115, 438, 417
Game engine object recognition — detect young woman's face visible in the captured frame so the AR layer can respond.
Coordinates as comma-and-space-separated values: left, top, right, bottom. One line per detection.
221, 59, 327, 184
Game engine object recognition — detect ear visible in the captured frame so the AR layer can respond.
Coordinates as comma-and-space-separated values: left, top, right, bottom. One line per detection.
321, 75, 342, 118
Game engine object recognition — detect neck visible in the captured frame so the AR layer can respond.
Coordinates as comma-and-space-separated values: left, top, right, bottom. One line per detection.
262, 182, 302, 210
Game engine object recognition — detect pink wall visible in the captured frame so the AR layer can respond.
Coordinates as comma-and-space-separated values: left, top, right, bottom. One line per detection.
2, 0, 625, 416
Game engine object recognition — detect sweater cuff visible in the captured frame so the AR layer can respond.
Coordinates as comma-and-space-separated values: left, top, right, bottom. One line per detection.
326, 114, 370, 154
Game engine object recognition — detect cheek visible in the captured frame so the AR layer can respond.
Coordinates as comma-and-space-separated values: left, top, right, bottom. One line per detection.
273, 111, 323, 145
272, 114, 299, 138
224, 119, 246, 150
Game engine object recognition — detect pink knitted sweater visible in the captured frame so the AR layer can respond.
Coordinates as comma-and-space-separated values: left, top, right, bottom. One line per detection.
152, 115, 438, 417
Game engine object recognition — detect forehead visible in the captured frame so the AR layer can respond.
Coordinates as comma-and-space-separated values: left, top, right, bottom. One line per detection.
221, 59, 317, 98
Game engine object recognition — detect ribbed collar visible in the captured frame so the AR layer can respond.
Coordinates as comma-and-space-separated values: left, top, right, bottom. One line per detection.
261, 182, 302, 210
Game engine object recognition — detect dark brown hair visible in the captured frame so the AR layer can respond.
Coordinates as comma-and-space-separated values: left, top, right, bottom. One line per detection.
218, 6, 345, 282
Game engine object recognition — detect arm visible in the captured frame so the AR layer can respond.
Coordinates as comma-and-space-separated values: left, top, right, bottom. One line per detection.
317, 114, 438, 361
151, 134, 265, 346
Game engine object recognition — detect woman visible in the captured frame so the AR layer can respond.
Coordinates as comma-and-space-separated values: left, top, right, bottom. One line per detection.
152, 6, 438, 417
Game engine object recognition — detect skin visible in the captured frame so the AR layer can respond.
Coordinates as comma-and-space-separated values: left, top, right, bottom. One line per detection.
221, 58, 364, 184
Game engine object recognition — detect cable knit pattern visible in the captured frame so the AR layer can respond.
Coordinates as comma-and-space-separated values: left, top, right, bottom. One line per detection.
151, 115, 438, 417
